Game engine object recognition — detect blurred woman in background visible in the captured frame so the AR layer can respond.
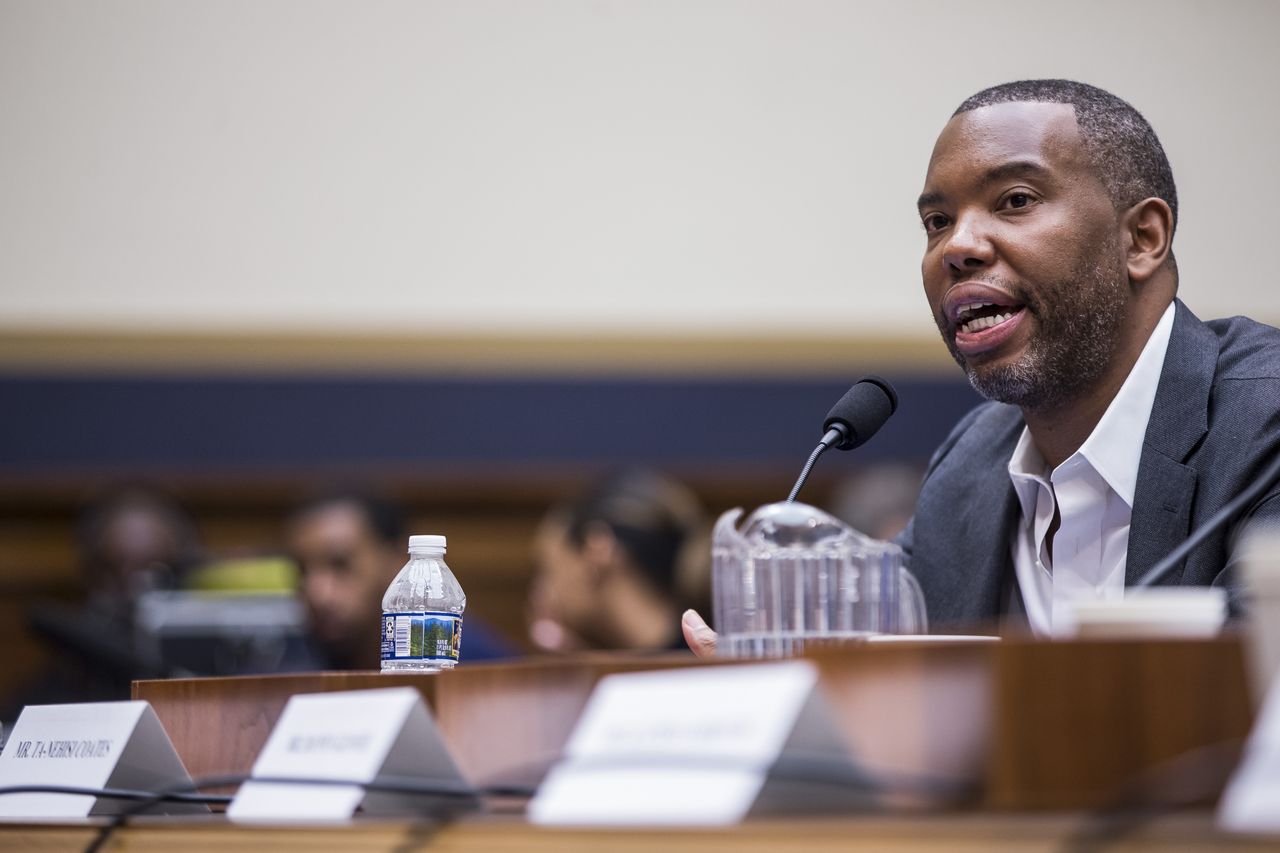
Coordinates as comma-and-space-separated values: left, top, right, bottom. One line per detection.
528, 469, 709, 653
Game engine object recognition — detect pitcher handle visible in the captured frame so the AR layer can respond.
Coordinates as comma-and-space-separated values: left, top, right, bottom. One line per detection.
897, 566, 929, 634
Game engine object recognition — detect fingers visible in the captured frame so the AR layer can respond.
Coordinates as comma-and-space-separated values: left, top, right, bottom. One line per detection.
681, 609, 718, 659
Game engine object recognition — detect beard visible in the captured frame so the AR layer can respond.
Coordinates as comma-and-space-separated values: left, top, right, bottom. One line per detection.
938, 249, 1130, 413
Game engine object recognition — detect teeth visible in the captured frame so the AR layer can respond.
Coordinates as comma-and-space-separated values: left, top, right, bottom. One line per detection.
960, 311, 1013, 334
956, 301, 993, 323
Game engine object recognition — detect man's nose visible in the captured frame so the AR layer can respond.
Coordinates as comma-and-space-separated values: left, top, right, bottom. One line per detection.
941, 212, 994, 276
304, 571, 338, 608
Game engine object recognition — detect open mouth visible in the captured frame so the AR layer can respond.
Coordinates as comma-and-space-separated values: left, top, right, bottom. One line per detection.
954, 300, 1023, 336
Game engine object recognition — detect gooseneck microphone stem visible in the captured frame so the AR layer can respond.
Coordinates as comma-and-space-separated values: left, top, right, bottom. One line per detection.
1133, 450, 1280, 588
787, 428, 843, 503
785, 377, 897, 504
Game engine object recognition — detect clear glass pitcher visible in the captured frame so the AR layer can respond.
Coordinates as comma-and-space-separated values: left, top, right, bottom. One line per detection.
711, 501, 927, 658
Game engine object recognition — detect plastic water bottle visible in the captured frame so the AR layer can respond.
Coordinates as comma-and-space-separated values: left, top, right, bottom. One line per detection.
380, 535, 466, 672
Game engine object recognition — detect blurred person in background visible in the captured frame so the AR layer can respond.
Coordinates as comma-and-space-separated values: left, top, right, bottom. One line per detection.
528, 469, 710, 653
75, 484, 204, 619
3, 485, 204, 721
284, 491, 512, 669
827, 463, 926, 541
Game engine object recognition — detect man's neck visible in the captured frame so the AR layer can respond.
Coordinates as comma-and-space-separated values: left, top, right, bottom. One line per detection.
597, 577, 679, 651
1023, 297, 1174, 469
329, 624, 382, 671
1023, 391, 1117, 470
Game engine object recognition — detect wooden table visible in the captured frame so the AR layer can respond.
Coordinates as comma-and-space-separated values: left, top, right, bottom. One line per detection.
2, 638, 1271, 850
132, 637, 1255, 810
2, 811, 1276, 852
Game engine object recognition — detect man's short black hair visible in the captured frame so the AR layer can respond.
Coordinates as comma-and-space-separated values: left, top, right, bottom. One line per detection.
287, 490, 406, 548
559, 468, 704, 599
955, 79, 1178, 235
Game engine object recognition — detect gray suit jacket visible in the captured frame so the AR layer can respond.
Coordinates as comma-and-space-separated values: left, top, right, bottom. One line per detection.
898, 300, 1280, 629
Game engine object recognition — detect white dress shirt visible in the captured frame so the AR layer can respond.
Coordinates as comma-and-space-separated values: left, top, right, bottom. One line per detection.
1007, 303, 1176, 636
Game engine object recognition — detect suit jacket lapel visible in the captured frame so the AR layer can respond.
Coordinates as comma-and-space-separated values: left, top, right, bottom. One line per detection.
970, 465, 1021, 620
925, 409, 1023, 625
1126, 300, 1218, 586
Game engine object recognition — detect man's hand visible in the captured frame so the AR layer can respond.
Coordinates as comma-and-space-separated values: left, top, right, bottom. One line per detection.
681, 609, 717, 658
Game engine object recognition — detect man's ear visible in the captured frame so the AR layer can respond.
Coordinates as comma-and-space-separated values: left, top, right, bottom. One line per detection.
582, 523, 619, 585
1123, 197, 1174, 284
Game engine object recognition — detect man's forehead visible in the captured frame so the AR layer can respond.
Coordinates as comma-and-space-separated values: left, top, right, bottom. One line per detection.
291, 502, 375, 544
924, 101, 1086, 183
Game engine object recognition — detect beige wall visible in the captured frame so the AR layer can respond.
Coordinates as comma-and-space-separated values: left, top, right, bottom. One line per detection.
1, 0, 1276, 341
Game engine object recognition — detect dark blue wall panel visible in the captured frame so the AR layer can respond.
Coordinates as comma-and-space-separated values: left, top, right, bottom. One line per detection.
0, 374, 981, 474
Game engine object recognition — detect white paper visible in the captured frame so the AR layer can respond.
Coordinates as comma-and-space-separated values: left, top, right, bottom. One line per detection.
0, 701, 199, 818
534, 765, 766, 825
1219, 675, 1280, 833
228, 686, 472, 822
530, 660, 858, 825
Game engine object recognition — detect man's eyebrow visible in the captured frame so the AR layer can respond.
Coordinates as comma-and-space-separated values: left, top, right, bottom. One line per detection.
982, 159, 1051, 184
916, 159, 1052, 214
916, 190, 945, 213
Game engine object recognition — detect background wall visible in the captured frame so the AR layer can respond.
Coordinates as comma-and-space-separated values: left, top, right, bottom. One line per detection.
1, 0, 1277, 343
1, 1, 1277, 700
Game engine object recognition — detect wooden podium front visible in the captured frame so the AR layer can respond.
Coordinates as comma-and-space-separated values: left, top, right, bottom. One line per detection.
132, 636, 1255, 811
132, 654, 701, 791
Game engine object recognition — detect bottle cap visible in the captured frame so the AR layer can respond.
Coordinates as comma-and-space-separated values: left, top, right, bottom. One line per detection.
408, 534, 447, 552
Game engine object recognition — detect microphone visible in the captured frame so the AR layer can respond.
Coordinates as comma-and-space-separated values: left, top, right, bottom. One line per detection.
786, 376, 898, 503
1132, 450, 1280, 588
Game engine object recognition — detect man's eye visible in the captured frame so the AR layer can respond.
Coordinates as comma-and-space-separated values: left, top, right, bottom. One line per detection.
1001, 192, 1035, 210
922, 213, 949, 233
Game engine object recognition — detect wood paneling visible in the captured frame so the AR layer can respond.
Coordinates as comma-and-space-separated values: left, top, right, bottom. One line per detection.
132, 638, 1254, 812
0, 329, 955, 376
987, 637, 1253, 810
130, 671, 441, 789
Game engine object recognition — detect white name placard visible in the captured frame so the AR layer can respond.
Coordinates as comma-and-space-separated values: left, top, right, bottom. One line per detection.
227, 687, 476, 822
529, 660, 862, 825
0, 701, 202, 818
1219, 674, 1280, 833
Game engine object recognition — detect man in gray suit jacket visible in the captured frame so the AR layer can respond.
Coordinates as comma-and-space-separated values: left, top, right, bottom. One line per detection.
683, 79, 1280, 651
903, 301, 1280, 630
901, 79, 1280, 633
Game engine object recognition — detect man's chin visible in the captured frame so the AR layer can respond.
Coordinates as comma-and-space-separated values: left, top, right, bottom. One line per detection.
948, 336, 1068, 409
314, 625, 356, 650
964, 360, 1038, 406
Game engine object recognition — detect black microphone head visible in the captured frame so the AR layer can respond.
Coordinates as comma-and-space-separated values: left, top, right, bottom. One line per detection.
822, 375, 898, 451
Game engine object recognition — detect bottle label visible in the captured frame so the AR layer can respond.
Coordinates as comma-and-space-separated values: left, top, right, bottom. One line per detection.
380, 611, 462, 663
